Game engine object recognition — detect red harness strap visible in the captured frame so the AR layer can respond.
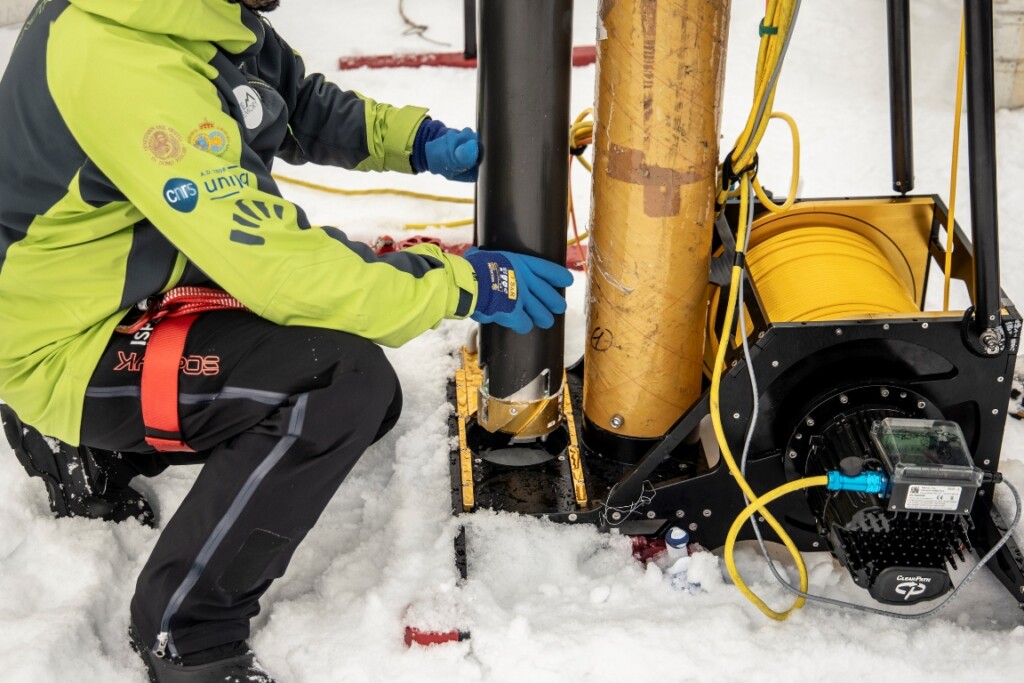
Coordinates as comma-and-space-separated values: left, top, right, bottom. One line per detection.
141, 314, 199, 452
118, 287, 249, 453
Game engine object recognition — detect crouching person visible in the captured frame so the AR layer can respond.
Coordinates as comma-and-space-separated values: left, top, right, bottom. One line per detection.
0, 0, 572, 680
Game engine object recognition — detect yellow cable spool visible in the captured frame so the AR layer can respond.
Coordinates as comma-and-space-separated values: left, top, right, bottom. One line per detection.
705, 225, 919, 374
747, 226, 919, 322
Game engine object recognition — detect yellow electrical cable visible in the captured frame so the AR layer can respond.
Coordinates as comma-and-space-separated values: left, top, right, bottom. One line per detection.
752, 112, 800, 214
710, 178, 811, 621
568, 231, 589, 246
704, 226, 918, 372
943, 14, 967, 311
570, 108, 594, 149
718, 0, 799, 208
567, 109, 594, 250
570, 110, 595, 173
273, 173, 474, 204
747, 228, 918, 321
272, 173, 474, 232
402, 218, 474, 231
730, 1, 797, 169
274, 110, 599, 239
724, 475, 829, 620
706, 3, 812, 620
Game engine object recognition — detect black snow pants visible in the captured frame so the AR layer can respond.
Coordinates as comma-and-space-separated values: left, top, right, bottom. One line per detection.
79, 310, 402, 658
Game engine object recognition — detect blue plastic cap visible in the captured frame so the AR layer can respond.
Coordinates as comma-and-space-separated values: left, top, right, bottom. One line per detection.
665, 526, 690, 549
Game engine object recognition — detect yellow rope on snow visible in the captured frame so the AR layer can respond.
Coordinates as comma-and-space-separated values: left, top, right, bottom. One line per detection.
273, 173, 474, 204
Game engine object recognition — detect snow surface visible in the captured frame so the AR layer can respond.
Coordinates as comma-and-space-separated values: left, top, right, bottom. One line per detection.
2, 1, 1024, 682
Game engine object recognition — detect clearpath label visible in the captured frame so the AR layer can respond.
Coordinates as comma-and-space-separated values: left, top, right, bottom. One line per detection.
164, 178, 199, 213
905, 484, 962, 512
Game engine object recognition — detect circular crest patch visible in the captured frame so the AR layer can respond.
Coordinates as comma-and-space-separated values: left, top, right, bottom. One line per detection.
188, 120, 230, 155
142, 125, 185, 165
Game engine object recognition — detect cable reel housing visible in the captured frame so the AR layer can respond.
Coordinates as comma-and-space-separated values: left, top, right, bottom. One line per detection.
787, 385, 978, 604
447, 0, 1024, 615
451, 195, 1024, 611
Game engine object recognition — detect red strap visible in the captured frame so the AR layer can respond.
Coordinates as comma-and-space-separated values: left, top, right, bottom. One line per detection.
118, 286, 248, 335
141, 314, 199, 452
125, 286, 247, 452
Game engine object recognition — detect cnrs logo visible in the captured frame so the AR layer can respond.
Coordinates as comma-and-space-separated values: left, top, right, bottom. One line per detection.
164, 177, 199, 213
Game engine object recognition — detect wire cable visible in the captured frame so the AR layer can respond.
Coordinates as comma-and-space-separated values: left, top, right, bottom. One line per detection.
718, 0, 803, 208
398, 0, 450, 48
711, 178, 810, 621
943, 14, 967, 311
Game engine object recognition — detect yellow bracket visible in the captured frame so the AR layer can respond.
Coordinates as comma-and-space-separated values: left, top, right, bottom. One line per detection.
454, 346, 483, 512
454, 346, 588, 512
562, 382, 588, 507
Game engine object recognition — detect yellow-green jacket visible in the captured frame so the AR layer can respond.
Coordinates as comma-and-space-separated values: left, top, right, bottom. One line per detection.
0, 0, 478, 443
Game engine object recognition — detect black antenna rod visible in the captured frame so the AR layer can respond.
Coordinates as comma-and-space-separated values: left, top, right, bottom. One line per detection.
964, 0, 1002, 340
886, 0, 915, 194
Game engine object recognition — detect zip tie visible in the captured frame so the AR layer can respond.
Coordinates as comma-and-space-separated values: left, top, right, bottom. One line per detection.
759, 19, 779, 36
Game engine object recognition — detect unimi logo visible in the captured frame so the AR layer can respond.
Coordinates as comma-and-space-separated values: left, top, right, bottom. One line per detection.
203, 166, 251, 200
163, 178, 199, 213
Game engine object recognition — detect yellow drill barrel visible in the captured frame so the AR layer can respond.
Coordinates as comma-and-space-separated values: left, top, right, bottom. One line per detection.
584, 0, 731, 453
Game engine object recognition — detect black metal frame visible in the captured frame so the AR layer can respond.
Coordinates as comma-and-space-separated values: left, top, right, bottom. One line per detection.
963, 0, 1002, 333
448, 0, 1024, 609
888, 0, 1002, 335
452, 194, 1024, 607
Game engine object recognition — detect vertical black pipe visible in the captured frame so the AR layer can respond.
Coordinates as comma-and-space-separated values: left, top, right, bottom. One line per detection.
886, 0, 914, 194
476, 0, 573, 401
464, 0, 477, 60
965, 0, 1002, 331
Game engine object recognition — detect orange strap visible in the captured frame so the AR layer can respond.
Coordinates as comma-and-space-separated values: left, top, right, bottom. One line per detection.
120, 286, 249, 453
141, 313, 199, 452
122, 287, 249, 453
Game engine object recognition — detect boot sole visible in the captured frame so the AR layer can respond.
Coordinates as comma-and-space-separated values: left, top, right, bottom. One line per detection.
0, 404, 72, 517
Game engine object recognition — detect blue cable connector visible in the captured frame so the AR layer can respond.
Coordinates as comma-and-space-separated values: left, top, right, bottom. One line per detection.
826, 470, 890, 496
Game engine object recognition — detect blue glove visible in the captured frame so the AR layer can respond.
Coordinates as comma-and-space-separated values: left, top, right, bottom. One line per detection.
464, 248, 574, 334
412, 119, 479, 182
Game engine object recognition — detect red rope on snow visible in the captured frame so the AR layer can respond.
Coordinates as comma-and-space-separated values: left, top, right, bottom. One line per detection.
339, 45, 596, 70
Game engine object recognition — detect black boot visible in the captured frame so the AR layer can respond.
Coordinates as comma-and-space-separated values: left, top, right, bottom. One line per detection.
1, 403, 155, 526
129, 623, 277, 683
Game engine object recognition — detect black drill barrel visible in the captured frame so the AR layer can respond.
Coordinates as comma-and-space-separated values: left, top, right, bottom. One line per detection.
476, 0, 573, 401
463, 0, 477, 60
886, 0, 914, 194
964, 0, 1002, 332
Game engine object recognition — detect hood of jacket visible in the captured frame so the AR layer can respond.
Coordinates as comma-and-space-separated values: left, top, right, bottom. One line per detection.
67, 0, 261, 54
